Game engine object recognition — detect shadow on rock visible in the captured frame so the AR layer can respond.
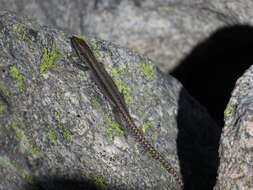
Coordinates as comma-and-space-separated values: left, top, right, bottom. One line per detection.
24, 177, 117, 190
172, 24, 253, 127
172, 25, 253, 189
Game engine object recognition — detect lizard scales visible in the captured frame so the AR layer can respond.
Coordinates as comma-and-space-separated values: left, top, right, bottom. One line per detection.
70, 36, 183, 187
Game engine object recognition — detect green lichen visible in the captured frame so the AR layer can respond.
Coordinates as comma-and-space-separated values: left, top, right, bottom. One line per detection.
109, 68, 119, 77
107, 134, 114, 141
58, 124, 73, 143
106, 115, 124, 141
92, 175, 109, 190
52, 111, 73, 143
0, 156, 16, 171
92, 98, 100, 109
0, 84, 11, 97
92, 42, 101, 58
108, 67, 133, 104
10, 122, 39, 154
164, 186, 173, 190
144, 150, 152, 157
0, 156, 34, 183
109, 67, 118, 76
20, 172, 33, 183
91, 98, 124, 141
54, 111, 61, 122
12, 24, 28, 41
132, 64, 139, 72
115, 79, 132, 104
9, 65, 25, 93
139, 60, 154, 81
151, 134, 158, 142
31, 76, 36, 81
39, 41, 63, 74
121, 67, 130, 75
45, 128, 58, 146
71, 56, 78, 62
11, 122, 23, 139
140, 120, 152, 134
224, 103, 231, 117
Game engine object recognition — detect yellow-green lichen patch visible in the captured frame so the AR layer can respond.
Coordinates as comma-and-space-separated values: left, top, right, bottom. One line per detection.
9, 65, 25, 93
238, 87, 244, 92
72, 34, 88, 41
106, 115, 124, 141
20, 172, 33, 183
91, 98, 124, 141
139, 60, 154, 81
53, 111, 61, 122
0, 84, 11, 97
71, 55, 78, 63
108, 67, 133, 104
140, 120, 152, 134
92, 98, 100, 109
144, 150, 152, 158
114, 79, 132, 104
91, 42, 101, 58
57, 124, 73, 143
120, 67, 130, 76
92, 175, 109, 190
10, 122, 39, 154
0, 156, 16, 171
131, 63, 139, 72
12, 24, 28, 41
0, 156, 34, 183
224, 103, 231, 117
151, 133, 158, 142
39, 41, 64, 74
107, 133, 114, 141
45, 127, 58, 146
108, 67, 118, 76
31, 76, 36, 81
53, 110, 73, 143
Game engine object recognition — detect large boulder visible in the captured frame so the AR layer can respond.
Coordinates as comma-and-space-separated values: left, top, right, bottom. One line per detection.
214, 65, 253, 190
0, 12, 220, 190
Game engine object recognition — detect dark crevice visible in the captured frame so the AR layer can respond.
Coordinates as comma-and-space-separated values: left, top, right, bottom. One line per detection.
172, 25, 253, 189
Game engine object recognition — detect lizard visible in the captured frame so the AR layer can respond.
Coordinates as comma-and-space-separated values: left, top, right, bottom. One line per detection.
70, 36, 183, 187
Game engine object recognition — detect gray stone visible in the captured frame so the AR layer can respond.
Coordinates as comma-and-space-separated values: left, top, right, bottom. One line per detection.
2, 1, 253, 189
214, 65, 253, 190
0, 11, 220, 190
0, 0, 241, 72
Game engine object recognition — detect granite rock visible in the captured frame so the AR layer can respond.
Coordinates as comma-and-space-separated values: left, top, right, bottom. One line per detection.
0, 0, 243, 72
214, 65, 253, 190
0, 11, 220, 190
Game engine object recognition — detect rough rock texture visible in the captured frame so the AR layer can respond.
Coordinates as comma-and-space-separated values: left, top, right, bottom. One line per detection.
0, 12, 220, 190
1, 1, 253, 189
214, 65, 253, 190
0, 0, 242, 72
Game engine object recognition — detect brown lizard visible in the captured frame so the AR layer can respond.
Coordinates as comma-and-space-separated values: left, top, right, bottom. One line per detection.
70, 36, 183, 187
